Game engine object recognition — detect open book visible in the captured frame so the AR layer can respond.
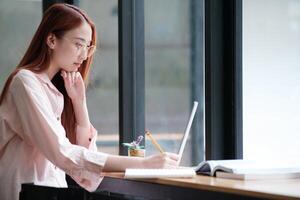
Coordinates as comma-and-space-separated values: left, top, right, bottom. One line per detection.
194, 159, 300, 180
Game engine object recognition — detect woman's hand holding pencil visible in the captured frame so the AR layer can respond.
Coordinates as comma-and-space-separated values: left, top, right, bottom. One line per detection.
142, 152, 179, 168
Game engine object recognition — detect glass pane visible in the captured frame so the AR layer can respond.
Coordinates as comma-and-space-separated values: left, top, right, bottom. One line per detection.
79, 1, 119, 155
145, 0, 205, 166
0, 0, 42, 86
243, 0, 300, 162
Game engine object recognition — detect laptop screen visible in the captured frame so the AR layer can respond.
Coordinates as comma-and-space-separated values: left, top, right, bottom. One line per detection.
177, 101, 198, 164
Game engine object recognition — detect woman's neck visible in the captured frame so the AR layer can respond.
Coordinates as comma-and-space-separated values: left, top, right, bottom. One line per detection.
45, 62, 60, 80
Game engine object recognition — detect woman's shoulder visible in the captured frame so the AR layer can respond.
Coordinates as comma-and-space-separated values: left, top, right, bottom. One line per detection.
15, 68, 37, 79
11, 69, 41, 90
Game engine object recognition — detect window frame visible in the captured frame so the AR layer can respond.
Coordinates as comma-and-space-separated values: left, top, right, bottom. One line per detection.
205, 0, 243, 160
118, 0, 145, 155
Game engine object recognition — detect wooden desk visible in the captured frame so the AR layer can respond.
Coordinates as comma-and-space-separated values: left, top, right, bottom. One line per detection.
99, 173, 300, 200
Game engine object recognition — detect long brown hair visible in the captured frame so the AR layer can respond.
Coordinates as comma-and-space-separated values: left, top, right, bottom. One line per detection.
0, 3, 97, 144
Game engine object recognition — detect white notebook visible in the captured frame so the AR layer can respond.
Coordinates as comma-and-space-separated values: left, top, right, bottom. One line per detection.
125, 168, 196, 179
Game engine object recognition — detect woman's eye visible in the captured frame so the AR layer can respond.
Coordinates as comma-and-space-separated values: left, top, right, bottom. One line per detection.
75, 43, 84, 49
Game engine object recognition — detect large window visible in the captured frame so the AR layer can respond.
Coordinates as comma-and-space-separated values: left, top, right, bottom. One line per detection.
79, 0, 119, 155
243, 0, 300, 161
0, 0, 42, 86
0, 1, 208, 163
145, 0, 204, 166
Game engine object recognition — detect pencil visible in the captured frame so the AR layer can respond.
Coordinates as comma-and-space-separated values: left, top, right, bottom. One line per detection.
145, 131, 164, 154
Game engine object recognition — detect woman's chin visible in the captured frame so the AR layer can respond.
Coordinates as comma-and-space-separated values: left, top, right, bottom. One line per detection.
61, 66, 79, 72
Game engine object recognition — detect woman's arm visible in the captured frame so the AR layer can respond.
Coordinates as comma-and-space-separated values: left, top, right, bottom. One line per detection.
61, 71, 180, 171
61, 71, 92, 147
103, 153, 179, 172
60, 71, 88, 127
72, 98, 89, 128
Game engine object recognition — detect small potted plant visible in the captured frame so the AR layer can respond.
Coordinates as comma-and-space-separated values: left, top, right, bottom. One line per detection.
122, 135, 145, 157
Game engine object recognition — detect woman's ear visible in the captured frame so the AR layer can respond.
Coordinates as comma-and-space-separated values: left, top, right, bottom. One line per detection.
46, 33, 57, 50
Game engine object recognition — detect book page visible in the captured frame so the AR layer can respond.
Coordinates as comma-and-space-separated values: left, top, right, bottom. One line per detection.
125, 168, 196, 179
216, 171, 300, 180
213, 160, 300, 175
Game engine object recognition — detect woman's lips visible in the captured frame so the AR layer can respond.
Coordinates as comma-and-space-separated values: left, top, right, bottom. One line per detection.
74, 63, 81, 67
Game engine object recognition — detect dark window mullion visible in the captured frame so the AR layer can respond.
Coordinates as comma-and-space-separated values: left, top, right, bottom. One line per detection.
190, 0, 205, 165
205, 0, 243, 160
233, 0, 243, 159
118, 0, 145, 156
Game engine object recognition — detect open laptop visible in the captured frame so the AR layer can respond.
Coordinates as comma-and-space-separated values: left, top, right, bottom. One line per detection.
177, 101, 198, 165
124, 101, 199, 179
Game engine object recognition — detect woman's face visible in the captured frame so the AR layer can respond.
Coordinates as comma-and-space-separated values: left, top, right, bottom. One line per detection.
50, 22, 93, 72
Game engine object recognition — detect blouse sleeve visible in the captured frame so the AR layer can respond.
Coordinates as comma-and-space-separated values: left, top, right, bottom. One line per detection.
76, 124, 98, 151
9, 72, 107, 191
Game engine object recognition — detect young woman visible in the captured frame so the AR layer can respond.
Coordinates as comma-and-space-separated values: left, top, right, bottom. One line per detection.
0, 3, 178, 200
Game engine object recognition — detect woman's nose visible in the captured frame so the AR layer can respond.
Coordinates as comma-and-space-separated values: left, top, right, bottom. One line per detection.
79, 48, 88, 61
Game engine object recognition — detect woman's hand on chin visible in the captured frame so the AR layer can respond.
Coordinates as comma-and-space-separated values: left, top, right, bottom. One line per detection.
60, 70, 86, 103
